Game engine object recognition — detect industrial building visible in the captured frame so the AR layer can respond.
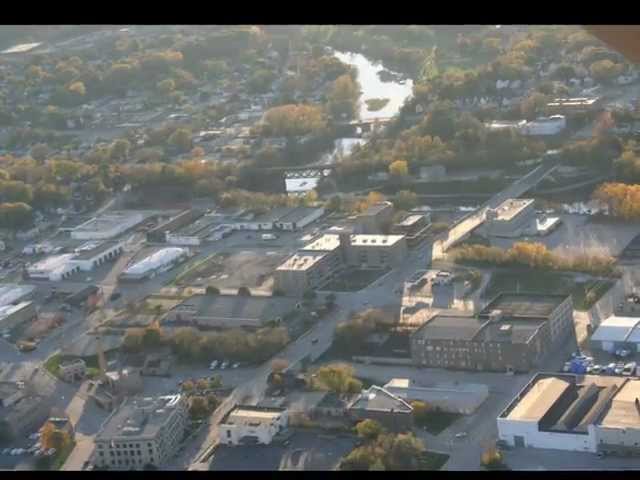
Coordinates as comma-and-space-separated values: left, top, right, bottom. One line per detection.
273, 207, 325, 231
165, 295, 296, 330
120, 248, 189, 281
347, 385, 414, 432
382, 378, 489, 415
273, 232, 408, 296
0, 284, 35, 307
71, 241, 125, 271
483, 198, 536, 238
590, 315, 640, 353
26, 254, 81, 281
355, 201, 394, 234
0, 302, 37, 332
93, 394, 188, 469
520, 115, 567, 136
0, 391, 50, 439
232, 207, 294, 231
219, 406, 288, 446
498, 373, 640, 456
147, 209, 204, 243
410, 293, 574, 372
546, 97, 603, 116
70, 211, 146, 240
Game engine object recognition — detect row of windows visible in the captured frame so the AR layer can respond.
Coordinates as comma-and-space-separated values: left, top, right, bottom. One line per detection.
98, 442, 152, 449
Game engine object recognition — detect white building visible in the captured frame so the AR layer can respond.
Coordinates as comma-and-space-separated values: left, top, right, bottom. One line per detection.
26, 254, 80, 281
483, 199, 536, 238
590, 315, 640, 353
71, 212, 145, 240
71, 241, 125, 271
520, 115, 567, 136
120, 247, 189, 281
498, 373, 640, 456
219, 406, 288, 446
93, 394, 188, 470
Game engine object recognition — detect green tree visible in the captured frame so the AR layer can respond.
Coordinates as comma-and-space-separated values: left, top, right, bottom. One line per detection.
248, 69, 276, 93
110, 139, 131, 162
410, 400, 432, 425
392, 190, 417, 211
205, 285, 220, 295
327, 74, 360, 119
389, 160, 409, 181
312, 363, 363, 394
0, 202, 33, 229
237, 286, 251, 296
356, 419, 385, 441
168, 128, 192, 153
30, 144, 50, 162
590, 59, 624, 84
157, 78, 176, 95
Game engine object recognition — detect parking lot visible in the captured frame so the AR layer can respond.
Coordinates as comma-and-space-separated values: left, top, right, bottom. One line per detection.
503, 446, 640, 470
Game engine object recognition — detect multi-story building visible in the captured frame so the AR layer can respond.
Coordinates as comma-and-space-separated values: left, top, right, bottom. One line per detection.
355, 201, 394, 234
273, 233, 408, 296
93, 394, 188, 470
410, 293, 574, 373
498, 373, 640, 456
391, 214, 432, 248
219, 406, 288, 446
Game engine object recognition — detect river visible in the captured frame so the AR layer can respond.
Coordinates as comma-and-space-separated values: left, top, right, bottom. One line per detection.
285, 51, 414, 194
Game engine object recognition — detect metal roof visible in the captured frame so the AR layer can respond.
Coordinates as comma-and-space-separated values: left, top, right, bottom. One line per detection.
123, 248, 187, 276
591, 316, 640, 343
506, 377, 571, 422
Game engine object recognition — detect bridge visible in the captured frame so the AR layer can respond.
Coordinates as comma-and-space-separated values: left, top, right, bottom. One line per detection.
432, 160, 560, 259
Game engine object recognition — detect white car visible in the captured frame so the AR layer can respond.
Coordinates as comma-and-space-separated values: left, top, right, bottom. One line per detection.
220, 361, 228, 370
2, 448, 10, 455
455, 432, 468, 439
47, 448, 56, 456
209, 360, 219, 370
232, 363, 240, 369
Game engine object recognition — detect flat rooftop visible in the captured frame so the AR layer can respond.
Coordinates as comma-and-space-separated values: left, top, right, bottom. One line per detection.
275, 207, 323, 224
398, 214, 427, 227
413, 314, 486, 342
96, 395, 183, 441
349, 386, 412, 414
477, 319, 545, 344
0, 284, 35, 307
277, 251, 328, 272
362, 202, 393, 216
303, 234, 341, 252
174, 295, 295, 322
223, 406, 286, 425
490, 198, 534, 222
480, 293, 568, 320
1, 42, 42, 54
73, 211, 143, 233
73, 241, 123, 260
600, 380, 640, 429
349, 234, 405, 247
175, 215, 218, 237
28, 254, 75, 272
548, 97, 600, 107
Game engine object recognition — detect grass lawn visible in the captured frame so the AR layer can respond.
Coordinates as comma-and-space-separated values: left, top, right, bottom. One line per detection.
417, 411, 461, 435
44, 353, 62, 378
484, 270, 614, 311
417, 451, 450, 470
322, 268, 390, 292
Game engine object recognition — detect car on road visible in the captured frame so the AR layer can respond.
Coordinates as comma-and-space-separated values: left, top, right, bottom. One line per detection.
455, 432, 468, 439
232, 362, 240, 369
209, 360, 219, 370
2, 448, 10, 455
623, 362, 637, 376
311, 338, 319, 345
614, 363, 625, 375
220, 361, 228, 370
46, 448, 56, 456
591, 365, 603, 374
109, 292, 121, 301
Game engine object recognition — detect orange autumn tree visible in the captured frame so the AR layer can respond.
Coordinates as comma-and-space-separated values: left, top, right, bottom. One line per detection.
40, 421, 71, 451
594, 182, 640, 220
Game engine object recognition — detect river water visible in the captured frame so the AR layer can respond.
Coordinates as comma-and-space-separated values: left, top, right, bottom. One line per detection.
286, 51, 414, 193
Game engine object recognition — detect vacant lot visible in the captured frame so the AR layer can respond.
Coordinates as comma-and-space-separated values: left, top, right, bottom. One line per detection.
321, 268, 390, 292
204, 250, 288, 290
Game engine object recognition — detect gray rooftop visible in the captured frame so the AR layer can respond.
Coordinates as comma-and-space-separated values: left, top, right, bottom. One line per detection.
96, 394, 184, 441
275, 207, 323, 225
174, 295, 295, 322
480, 293, 569, 320
478, 319, 546, 344
414, 314, 486, 341
73, 241, 123, 261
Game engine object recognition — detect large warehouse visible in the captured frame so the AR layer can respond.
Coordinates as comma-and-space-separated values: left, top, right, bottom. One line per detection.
498, 373, 640, 456
590, 315, 640, 353
70, 211, 146, 240
119, 248, 189, 281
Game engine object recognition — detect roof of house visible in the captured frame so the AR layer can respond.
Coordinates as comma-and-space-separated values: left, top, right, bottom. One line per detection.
348, 385, 413, 414
276, 251, 329, 272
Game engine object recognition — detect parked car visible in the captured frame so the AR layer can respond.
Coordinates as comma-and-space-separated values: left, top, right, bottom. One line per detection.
209, 360, 219, 370
562, 362, 572, 372
591, 365, 603, 374
455, 432, 468, 439
311, 338, 319, 345
46, 448, 56, 456
232, 363, 240, 369
220, 361, 228, 370
2, 448, 10, 455
615, 363, 625, 375
109, 292, 121, 301
623, 362, 637, 376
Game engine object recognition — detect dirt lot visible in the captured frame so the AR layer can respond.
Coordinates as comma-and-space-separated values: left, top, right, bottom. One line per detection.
177, 250, 288, 290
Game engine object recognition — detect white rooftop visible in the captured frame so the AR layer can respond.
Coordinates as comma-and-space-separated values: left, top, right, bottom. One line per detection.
28, 254, 75, 273
277, 252, 328, 272
0, 284, 35, 307
591, 316, 640, 343
123, 248, 187, 276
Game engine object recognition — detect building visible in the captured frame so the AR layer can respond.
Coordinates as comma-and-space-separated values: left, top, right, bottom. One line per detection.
520, 115, 567, 136
410, 293, 574, 373
347, 385, 413, 432
147, 209, 204, 243
0, 284, 36, 306
483, 198, 536, 238
45, 416, 75, 440
273, 207, 325, 231
70, 211, 146, 240
232, 207, 294, 231
64, 285, 101, 308
273, 233, 408, 296
391, 214, 432, 248
93, 394, 188, 470
590, 315, 640, 353
0, 302, 37, 332
141, 355, 172, 377
71, 241, 125, 271
165, 295, 295, 330
273, 251, 341, 296
0, 393, 50, 439
419, 165, 446, 182
219, 406, 289, 446
546, 97, 603, 116
382, 378, 489, 415
26, 254, 80, 281
59, 359, 87, 383
120, 248, 189, 281
355, 201, 394, 234
497, 373, 640, 456
0, 381, 23, 408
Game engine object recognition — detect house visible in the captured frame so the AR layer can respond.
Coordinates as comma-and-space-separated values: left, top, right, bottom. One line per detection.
347, 385, 414, 432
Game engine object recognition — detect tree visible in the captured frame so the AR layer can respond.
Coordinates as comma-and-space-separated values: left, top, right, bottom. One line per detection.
182, 380, 195, 392
237, 286, 251, 296
520, 92, 550, 120
68, 81, 86, 99
356, 419, 385, 441
157, 78, 176, 95
384, 433, 425, 470
312, 363, 363, 394
30, 144, 50, 162
392, 190, 417, 211
551, 63, 577, 82
110, 139, 131, 162
262, 104, 327, 137
326, 195, 343, 213
248, 69, 276, 94
205, 286, 220, 295
0, 202, 33, 229
196, 378, 209, 391
590, 59, 624, 85
388, 160, 409, 178
410, 400, 432, 425
168, 128, 192, 153
327, 74, 360, 119
481, 446, 504, 469
41, 421, 71, 451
